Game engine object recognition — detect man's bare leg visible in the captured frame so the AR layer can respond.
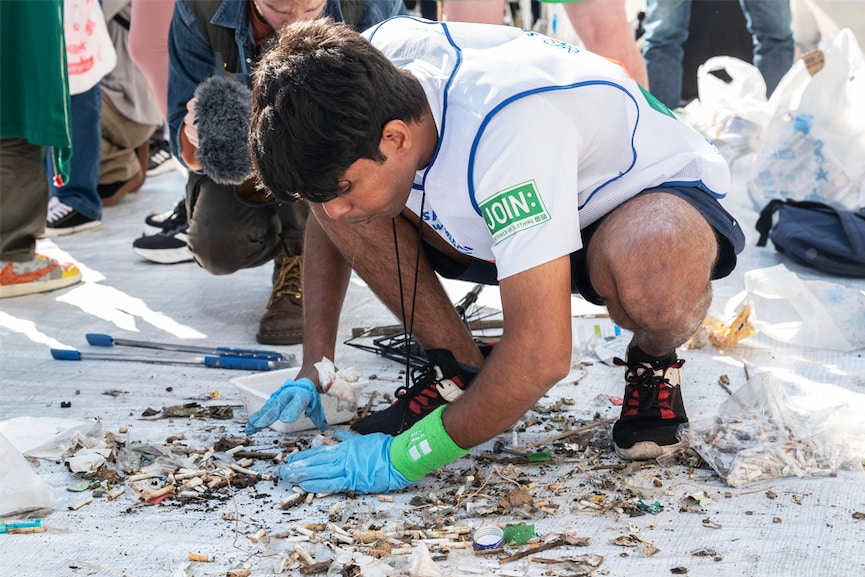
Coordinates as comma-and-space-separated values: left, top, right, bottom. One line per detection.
587, 192, 717, 355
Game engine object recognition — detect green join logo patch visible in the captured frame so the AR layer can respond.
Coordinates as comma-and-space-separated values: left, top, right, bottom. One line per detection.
480, 180, 550, 243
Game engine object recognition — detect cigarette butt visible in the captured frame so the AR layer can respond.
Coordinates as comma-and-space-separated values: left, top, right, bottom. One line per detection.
360, 530, 385, 543
226, 444, 245, 455
305, 492, 314, 505
377, 495, 395, 503
293, 542, 315, 564
187, 553, 213, 562
302, 523, 326, 531
280, 492, 306, 510
107, 487, 125, 501
174, 470, 207, 481
7, 526, 46, 534
235, 457, 254, 468
328, 523, 351, 537
128, 472, 159, 482
247, 528, 266, 543
229, 463, 259, 477
142, 484, 175, 501
69, 497, 93, 511
183, 477, 204, 489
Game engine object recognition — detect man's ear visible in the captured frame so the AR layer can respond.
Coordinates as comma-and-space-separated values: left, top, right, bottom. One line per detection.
380, 119, 411, 153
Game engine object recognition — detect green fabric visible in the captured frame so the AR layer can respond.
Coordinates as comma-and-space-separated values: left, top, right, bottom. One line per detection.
389, 406, 469, 482
0, 0, 72, 183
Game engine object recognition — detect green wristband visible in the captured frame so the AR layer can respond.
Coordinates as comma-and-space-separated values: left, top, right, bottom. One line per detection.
389, 406, 470, 482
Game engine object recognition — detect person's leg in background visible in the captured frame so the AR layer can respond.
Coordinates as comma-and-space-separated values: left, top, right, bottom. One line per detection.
563, 0, 649, 87
129, 0, 174, 121
641, 0, 692, 108
257, 201, 309, 345
439, 0, 506, 23
167, 175, 307, 345
97, 91, 158, 206
129, 0, 176, 177
739, 0, 794, 97
44, 83, 103, 237
1, 138, 82, 298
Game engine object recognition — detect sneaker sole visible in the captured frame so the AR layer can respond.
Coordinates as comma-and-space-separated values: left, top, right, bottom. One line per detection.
133, 246, 194, 264
614, 439, 685, 461
0, 270, 82, 298
146, 160, 177, 178
40, 220, 102, 238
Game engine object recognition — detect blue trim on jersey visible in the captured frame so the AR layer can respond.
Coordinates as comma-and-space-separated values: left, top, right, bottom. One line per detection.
375, 19, 463, 198
467, 80, 640, 216
656, 180, 725, 199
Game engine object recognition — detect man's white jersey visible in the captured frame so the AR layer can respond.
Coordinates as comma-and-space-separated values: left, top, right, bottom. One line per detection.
365, 17, 730, 280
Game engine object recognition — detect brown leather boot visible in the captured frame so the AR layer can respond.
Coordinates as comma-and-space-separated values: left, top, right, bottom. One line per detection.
256, 244, 303, 345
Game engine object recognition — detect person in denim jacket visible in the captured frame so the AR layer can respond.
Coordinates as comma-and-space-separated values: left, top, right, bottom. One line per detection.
141, 0, 405, 345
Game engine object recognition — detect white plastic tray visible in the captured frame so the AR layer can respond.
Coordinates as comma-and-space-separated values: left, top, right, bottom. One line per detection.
231, 368, 357, 433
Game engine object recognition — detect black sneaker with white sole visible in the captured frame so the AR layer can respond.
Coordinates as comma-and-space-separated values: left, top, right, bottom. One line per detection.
42, 198, 101, 238
132, 225, 193, 264
144, 199, 187, 233
612, 349, 688, 461
351, 349, 478, 436
146, 136, 174, 177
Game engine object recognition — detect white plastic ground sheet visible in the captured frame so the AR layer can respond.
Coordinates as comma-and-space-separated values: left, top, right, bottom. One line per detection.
2, 152, 864, 576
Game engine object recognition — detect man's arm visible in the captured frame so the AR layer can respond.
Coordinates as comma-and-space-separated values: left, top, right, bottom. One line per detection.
296, 205, 355, 386
564, 0, 649, 88
442, 255, 574, 448
166, 0, 216, 168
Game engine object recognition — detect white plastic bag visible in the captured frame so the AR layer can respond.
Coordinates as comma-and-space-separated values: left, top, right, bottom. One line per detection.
64, 0, 116, 94
679, 56, 774, 163
748, 29, 865, 211
743, 264, 865, 351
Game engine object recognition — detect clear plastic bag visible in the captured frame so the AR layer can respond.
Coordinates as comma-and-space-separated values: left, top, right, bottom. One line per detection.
744, 264, 865, 351
0, 432, 54, 518
680, 372, 865, 487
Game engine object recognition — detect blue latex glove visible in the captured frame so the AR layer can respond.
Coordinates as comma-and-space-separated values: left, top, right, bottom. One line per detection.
245, 377, 327, 435
277, 430, 412, 494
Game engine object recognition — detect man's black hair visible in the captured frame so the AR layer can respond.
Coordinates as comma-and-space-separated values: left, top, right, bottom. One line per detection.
249, 18, 428, 203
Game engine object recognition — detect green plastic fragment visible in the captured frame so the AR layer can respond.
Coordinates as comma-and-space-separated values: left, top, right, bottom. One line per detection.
502, 523, 536, 546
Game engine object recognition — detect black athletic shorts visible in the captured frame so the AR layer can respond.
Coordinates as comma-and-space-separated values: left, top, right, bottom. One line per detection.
424, 185, 746, 306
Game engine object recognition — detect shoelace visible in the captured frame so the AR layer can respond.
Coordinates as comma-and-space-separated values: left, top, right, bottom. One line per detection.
394, 363, 444, 415
615, 357, 684, 418
46, 200, 74, 225
270, 255, 302, 303
614, 357, 684, 388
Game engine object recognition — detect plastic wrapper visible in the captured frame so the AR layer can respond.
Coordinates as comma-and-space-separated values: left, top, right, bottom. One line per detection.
745, 264, 865, 351
747, 29, 865, 212
680, 372, 865, 487
0, 432, 54, 518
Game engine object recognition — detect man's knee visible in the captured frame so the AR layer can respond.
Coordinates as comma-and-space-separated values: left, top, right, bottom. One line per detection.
186, 176, 282, 274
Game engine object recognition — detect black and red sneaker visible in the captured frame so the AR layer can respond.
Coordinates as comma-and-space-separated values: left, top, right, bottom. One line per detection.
612, 351, 688, 460
351, 349, 478, 436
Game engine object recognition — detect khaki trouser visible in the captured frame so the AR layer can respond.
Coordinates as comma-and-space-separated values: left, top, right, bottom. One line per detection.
0, 138, 47, 261
99, 93, 158, 185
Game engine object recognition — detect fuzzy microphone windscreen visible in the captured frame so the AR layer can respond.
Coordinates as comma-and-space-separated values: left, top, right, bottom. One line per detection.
193, 75, 253, 185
